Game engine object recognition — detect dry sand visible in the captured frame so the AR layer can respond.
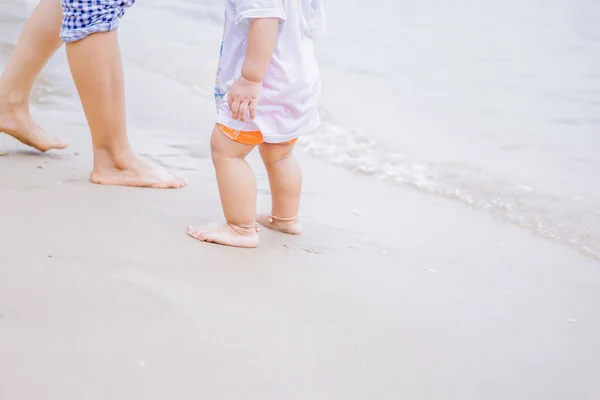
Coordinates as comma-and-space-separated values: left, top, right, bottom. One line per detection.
1, 3, 600, 399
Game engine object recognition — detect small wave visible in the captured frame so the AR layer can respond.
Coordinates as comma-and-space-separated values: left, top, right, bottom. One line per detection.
300, 118, 600, 261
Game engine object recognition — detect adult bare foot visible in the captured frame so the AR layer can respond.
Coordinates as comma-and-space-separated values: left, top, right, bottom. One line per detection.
187, 223, 260, 248
257, 214, 303, 235
91, 154, 188, 189
0, 103, 69, 152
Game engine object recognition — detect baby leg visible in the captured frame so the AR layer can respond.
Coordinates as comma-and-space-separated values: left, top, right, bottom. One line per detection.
188, 124, 259, 248
257, 141, 303, 235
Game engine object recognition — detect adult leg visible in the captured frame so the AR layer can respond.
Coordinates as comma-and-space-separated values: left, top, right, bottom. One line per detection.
65, 24, 186, 188
257, 141, 303, 235
188, 125, 259, 248
0, 0, 69, 151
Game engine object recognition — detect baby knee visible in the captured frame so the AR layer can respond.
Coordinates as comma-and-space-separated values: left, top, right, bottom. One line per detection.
210, 136, 228, 162
260, 143, 294, 164
210, 129, 246, 161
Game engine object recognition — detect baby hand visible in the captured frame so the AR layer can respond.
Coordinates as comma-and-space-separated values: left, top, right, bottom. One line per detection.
227, 76, 263, 122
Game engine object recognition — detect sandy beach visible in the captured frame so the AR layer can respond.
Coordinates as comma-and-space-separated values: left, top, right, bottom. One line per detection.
2, 1, 600, 399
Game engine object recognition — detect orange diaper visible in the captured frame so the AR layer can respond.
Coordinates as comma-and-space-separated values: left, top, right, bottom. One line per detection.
218, 124, 298, 146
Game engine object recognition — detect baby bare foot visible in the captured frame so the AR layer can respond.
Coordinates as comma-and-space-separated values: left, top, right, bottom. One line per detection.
257, 214, 303, 235
187, 222, 260, 248
91, 154, 187, 189
0, 104, 69, 152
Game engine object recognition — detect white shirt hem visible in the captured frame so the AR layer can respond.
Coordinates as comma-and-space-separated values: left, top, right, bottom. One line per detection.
216, 114, 320, 144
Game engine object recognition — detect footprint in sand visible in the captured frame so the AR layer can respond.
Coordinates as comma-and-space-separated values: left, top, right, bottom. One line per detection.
283, 244, 324, 255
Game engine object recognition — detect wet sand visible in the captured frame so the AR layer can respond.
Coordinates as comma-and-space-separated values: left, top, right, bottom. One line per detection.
2, 2, 600, 400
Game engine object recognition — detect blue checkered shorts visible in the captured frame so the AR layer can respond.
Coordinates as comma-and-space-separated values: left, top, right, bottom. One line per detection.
60, 0, 135, 43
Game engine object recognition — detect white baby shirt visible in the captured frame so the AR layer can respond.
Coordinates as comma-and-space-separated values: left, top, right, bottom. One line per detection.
215, 0, 326, 143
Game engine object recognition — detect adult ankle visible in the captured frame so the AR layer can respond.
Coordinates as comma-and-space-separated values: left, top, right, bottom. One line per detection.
93, 146, 136, 171
0, 83, 29, 108
0, 88, 29, 109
